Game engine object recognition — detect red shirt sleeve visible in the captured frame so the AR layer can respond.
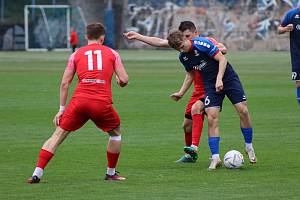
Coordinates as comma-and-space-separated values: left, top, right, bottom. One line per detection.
110, 49, 125, 71
66, 52, 76, 72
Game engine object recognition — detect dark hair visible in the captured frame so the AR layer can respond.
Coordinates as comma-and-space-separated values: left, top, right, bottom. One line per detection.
178, 21, 196, 32
167, 30, 184, 49
86, 23, 106, 40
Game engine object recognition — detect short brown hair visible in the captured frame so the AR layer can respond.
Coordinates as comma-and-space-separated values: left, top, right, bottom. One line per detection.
178, 21, 196, 32
167, 30, 184, 49
86, 23, 106, 40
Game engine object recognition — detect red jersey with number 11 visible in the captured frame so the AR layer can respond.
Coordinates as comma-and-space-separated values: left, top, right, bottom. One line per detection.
67, 43, 124, 103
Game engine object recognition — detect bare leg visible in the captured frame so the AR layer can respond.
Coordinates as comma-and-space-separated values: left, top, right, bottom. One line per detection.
234, 101, 252, 128
206, 107, 220, 138
42, 127, 70, 153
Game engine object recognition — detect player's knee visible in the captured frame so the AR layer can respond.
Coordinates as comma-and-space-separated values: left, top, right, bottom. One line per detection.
108, 126, 121, 136
191, 105, 203, 115
191, 101, 204, 115
237, 106, 249, 118
206, 112, 218, 125
296, 81, 300, 87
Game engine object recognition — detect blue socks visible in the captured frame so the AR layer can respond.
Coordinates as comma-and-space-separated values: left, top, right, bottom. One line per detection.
241, 127, 253, 144
297, 87, 300, 107
208, 137, 220, 155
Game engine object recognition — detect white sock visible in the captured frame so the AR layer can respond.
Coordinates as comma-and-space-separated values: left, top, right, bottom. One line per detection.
245, 143, 253, 150
212, 154, 220, 160
107, 167, 116, 176
191, 145, 198, 151
33, 167, 43, 178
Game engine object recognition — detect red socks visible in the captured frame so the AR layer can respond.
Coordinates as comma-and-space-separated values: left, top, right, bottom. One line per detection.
184, 131, 192, 146
192, 114, 204, 147
107, 151, 120, 168
36, 149, 54, 169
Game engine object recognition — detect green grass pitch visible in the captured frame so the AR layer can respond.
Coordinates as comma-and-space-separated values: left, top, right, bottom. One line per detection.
0, 50, 299, 199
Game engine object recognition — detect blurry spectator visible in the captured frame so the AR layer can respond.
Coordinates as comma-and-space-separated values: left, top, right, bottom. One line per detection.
70, 27, 78, 52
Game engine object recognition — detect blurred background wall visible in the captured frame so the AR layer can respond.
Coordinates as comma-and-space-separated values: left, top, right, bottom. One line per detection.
0, 0, 299, 51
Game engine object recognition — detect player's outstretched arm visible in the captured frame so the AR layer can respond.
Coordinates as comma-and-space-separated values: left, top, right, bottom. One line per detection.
278, 24, 294, 34
170, 71, 194, 101
124, 31, 169, 48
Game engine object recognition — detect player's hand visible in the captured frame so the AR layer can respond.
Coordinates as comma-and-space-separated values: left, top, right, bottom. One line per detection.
285, 24, 294, 32
170, 92, 183, 101
116, 75, 128, 87
215, 79, 223, 92
116, 75, 120, 85
123, 31, 141, 40
53, 111, 63, 127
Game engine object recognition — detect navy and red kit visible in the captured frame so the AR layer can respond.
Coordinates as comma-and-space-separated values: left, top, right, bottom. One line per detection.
184, 37, 217, 119
179, 37, 246, 108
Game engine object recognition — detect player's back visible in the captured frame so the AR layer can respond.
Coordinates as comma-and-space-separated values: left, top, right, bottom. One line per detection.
72, 43, 116, 103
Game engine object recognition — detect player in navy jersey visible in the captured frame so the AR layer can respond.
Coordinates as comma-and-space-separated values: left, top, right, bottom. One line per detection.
124, 21, 227, 163
167, 30, 257, 170
278, 6, 300, 107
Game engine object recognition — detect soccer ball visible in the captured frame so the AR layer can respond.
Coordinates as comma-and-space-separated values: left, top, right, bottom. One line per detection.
223, 150, 244, 169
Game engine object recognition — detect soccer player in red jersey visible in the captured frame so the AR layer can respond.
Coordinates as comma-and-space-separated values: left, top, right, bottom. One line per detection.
27, 23, 128, 184
124, 21, 227, 162
70, 27, 79, 52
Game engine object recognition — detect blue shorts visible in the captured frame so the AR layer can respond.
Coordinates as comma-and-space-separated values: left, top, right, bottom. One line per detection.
204, 76, 246, 108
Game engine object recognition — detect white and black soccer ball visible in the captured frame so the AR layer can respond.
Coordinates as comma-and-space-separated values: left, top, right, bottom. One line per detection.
224, 150, 244, 169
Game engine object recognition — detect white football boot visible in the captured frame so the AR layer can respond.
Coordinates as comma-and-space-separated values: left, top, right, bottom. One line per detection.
245, 147, 257, 164
208, 157, 222, 171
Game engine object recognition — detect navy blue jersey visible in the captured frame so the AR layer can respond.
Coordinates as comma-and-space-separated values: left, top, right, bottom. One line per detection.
281, 7, 300, 67
179, 37, 238, 88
